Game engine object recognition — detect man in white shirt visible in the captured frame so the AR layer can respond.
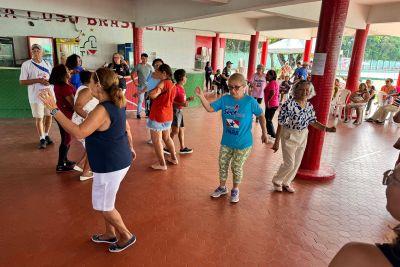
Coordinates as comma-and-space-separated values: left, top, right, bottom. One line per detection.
19, 44, 54, 149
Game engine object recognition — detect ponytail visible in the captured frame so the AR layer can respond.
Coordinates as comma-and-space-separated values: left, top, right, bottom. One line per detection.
110, 86, 126, 108
94, 68, 127, 108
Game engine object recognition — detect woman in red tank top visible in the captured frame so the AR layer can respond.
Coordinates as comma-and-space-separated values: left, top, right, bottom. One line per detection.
147, 64, 178, 170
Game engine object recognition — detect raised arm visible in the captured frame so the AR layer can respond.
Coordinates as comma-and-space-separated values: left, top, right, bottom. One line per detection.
194, 86, 214, 112
39, 89, 108, 140
74, 88, 93, 118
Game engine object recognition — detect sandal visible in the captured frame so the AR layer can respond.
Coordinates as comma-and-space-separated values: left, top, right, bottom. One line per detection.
109, 235, 136, 253
91, 234, 117, 244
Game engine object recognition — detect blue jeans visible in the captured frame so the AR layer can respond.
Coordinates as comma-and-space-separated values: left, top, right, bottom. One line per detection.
137, 86, 145, 114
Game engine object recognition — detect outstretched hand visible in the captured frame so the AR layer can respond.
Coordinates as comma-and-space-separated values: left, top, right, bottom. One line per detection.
194, 86, 204, 97
38, 88, 57, 110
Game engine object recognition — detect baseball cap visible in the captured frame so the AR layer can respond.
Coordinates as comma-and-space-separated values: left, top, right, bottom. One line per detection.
257, 64, 264, 69
31, 44, 42, 50
226, 61, 233, 65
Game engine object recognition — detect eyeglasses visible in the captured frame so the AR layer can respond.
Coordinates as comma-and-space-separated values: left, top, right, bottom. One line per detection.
227, 85, 243, 91
382, 169, 400, 186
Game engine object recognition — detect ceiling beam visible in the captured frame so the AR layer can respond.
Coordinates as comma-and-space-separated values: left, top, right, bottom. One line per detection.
134, 0, 316, 27
256, 16, 318, 31
367, 2, 400, 24
169, 15, 257, 35
263, 1, 369, 30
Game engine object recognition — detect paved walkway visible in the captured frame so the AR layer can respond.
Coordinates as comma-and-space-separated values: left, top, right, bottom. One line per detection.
0, 103, 399, 266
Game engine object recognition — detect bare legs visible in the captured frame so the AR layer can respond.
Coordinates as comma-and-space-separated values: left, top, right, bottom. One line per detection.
170, 126, 185, 150
150, 129, 177, 168
101, 209, 132, 246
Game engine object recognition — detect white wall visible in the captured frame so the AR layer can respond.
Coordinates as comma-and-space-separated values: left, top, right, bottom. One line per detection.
0, 8, 196, 70
143, 27, 196, 70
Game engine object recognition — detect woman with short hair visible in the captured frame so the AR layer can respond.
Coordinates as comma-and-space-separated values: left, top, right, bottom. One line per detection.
195, 73, 268, 203
108, 53, 130, 93
272, 81, 336, 193
40, 68, 136, 253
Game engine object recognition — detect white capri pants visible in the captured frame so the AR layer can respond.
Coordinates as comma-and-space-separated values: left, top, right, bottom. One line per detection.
272, 127, 308, 187
92, 166, 130, 211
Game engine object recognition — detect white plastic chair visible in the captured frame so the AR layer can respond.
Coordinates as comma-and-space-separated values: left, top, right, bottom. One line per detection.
388, 106, 400, 123
377, 91, 388, 107
333, 89, 351, 120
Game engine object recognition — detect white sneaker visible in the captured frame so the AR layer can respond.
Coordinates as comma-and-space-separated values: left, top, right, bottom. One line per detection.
283, 185, 296, 193
273, 183, 283, 192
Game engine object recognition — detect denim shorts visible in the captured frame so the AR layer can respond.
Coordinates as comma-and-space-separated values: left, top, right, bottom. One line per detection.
146, 119, 172, 132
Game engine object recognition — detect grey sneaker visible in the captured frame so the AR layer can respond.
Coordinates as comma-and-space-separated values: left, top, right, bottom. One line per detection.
230, 189, 240, 203
210, 186, 228, 198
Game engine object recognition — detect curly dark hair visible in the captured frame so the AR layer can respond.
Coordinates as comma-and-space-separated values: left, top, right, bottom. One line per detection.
65, 54, 81, 70
49, 64, 68, 85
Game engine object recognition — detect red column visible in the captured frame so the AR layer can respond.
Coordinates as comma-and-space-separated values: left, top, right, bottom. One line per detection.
247, 32, 259, 81
261, 40, 268, 66
134, 27, 143, 66
211, 33, 220, 72
303, 38, 313, 63
346, 24, 370, 92
297, 0, 350, 181
397, 71, 400, 88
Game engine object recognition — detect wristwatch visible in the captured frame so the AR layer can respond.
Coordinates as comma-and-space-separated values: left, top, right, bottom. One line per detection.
50, 108, 59, 116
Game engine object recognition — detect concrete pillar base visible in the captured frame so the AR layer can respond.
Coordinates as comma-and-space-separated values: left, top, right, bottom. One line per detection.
297, 165, 335, 181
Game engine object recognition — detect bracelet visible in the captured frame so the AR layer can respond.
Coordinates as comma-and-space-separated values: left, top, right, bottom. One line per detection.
50, 108, 59, 116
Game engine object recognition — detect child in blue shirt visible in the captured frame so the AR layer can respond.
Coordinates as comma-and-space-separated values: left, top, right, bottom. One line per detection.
195, 73, 268, 203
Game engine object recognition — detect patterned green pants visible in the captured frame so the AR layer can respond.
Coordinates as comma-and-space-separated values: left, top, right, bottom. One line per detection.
218, 145, 252, 184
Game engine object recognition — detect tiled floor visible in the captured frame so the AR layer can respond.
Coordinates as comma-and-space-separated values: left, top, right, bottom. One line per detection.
0, 101, 399, 266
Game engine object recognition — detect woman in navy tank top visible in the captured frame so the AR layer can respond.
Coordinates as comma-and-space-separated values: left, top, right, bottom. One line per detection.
39, 68, 136, 253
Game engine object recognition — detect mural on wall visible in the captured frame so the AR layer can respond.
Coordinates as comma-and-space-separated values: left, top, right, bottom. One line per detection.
0, 8, 181, 68
80, 34, 98, 56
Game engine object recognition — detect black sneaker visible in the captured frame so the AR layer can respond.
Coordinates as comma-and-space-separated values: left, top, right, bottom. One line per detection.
180, 147, 193, 154
39, 139, 46, 149
45, 136, 54, 145
163, 148, 171, 155
56, 164, 75, 172
136, 114, 141, 119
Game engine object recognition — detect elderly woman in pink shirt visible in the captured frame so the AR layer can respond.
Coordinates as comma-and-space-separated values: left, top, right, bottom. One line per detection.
264, 70, 280, 138
249, 64, 266, 104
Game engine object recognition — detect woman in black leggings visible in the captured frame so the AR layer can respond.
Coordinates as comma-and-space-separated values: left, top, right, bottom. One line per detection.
204, 61, 213, 91
49, 64, 76, 172
264, 70, 280, 138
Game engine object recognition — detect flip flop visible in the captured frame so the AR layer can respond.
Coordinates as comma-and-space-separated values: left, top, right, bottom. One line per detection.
91, 234, 117, 244
108, 235, 136, 253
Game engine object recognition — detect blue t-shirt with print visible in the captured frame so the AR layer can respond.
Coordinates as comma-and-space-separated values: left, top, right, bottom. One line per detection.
211, 95, 263, 149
